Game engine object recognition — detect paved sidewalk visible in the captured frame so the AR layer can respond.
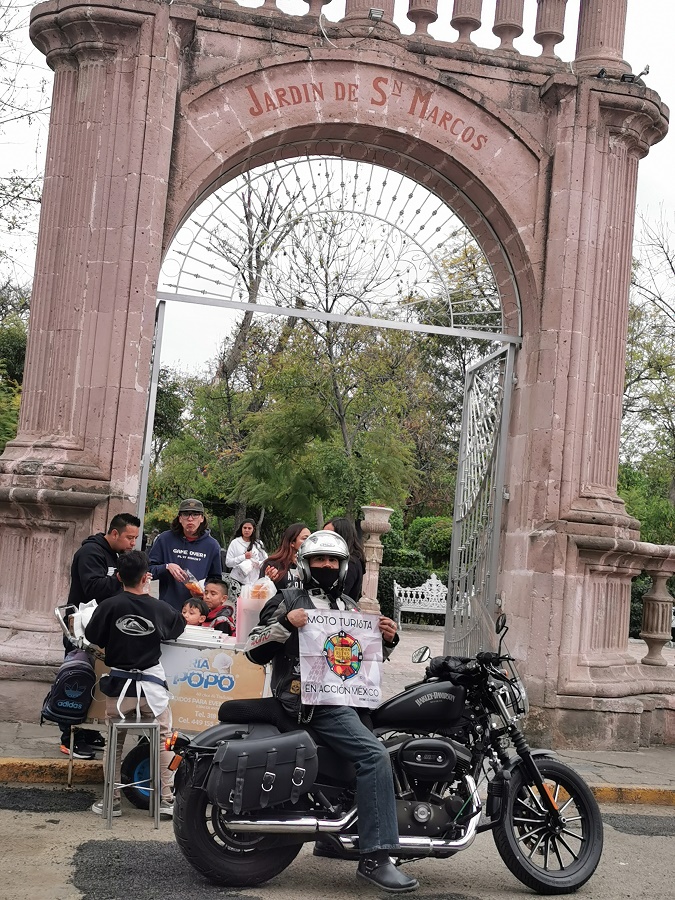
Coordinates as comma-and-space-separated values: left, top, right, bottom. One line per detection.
1, 627, 673, 804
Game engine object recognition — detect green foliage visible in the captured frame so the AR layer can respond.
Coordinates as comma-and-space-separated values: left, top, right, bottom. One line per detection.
0, 361, 20, 453
405, 516, 453, 566
382, 547, 426, 568
376, 567, 432, 620
0, 312, 26, 382
152, 367, 187, 463
381, 509, 404, 553
618, 463, 675, 545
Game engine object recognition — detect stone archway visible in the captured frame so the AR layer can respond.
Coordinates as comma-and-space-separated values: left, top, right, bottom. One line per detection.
1, 0, 673, 746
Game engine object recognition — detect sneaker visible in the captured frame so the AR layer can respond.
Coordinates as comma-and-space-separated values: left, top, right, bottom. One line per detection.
79, 729, 105, 749
91, 799, 122, 817
159, 800, 173, 818
60, 743, 95, 760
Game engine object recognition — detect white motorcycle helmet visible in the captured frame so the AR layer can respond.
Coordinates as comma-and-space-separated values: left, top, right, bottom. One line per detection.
296, 530, 350, 593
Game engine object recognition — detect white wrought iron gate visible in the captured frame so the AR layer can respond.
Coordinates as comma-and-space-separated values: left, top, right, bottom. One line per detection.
445, 343, 516, 656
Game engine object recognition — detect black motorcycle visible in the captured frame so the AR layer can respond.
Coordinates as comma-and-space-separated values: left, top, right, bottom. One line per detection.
168, 615, 603, 894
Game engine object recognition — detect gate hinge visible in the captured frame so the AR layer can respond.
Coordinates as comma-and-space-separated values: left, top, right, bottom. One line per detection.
502, 487, 510, 501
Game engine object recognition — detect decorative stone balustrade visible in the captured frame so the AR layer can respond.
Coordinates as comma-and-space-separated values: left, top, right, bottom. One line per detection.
210, 0, 631, 71
573, 536, 675, 672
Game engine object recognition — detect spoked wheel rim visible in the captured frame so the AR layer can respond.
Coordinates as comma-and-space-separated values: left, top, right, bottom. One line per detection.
510, 773, 589, 875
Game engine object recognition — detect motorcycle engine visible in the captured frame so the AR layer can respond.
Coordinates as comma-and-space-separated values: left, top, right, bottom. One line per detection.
396, 796, 459, 837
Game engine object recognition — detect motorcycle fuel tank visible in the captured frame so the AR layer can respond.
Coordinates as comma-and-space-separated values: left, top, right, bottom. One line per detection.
372, 681, 467, 729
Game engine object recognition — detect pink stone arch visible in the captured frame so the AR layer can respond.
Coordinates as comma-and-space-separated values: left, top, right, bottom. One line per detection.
165, 56, 547, 339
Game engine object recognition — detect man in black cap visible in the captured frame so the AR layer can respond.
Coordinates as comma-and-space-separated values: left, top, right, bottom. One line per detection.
61, 512, 141, 758
148, 499, 222, 611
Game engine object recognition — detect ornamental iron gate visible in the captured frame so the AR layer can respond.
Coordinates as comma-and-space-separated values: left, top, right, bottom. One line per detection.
446, 344, 516, 656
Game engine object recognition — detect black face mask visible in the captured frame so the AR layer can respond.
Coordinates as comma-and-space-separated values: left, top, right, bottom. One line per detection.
309, 566, 340, 596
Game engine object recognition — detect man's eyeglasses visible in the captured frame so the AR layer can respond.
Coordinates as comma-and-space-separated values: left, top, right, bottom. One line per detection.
180, 512, 203, 518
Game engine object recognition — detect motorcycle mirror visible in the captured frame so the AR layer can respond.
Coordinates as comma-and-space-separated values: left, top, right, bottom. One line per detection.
495, 613, 507, 634
411, 646, 431, 663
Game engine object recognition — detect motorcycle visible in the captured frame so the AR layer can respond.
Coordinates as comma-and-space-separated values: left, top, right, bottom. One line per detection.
168, 615, 603, 894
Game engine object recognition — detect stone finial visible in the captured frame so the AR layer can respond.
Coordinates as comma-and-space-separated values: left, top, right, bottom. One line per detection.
360, 505, 393, 604
493, 0, 524, 51
574, 0, 630, 76
451, 0, 483, 46
533, 0, 567, 59
407, 0, 438, 36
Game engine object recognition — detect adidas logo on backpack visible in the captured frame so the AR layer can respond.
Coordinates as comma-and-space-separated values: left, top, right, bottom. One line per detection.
41, 649, 96, 727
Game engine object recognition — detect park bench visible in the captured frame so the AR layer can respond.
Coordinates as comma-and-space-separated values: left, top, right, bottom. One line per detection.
393, 573, 448, 630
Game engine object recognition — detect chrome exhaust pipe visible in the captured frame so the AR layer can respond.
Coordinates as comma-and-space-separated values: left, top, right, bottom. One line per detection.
221, 776, 482, 854
223, 806, 358, 834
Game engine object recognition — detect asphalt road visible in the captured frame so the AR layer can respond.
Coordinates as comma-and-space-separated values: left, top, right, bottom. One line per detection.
1, 787, 673, 900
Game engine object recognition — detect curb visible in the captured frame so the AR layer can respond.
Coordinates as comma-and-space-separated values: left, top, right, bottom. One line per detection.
589, 785, 675, 807
1, 759, 674, 806
0, 758, 103, 785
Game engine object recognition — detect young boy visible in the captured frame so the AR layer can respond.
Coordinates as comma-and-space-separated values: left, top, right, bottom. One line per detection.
182, 596, 208, 626
202, 576, 235, 634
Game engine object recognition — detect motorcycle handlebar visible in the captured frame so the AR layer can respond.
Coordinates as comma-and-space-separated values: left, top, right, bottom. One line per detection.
475, 651, 501, 665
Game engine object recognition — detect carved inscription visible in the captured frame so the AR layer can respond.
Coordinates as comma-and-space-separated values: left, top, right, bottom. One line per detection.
244, 76, 489, 151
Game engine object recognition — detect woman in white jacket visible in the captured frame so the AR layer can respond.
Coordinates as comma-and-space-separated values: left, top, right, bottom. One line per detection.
225, 519, 266, 585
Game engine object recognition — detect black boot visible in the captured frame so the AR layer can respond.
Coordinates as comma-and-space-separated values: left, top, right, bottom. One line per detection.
357, 854, 419, 894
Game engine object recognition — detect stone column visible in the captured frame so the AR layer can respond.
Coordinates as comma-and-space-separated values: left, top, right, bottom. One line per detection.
575, 0, 630, 76
360, 505, 393, 609
0, 1, 194, 711
501, 75, 668, 744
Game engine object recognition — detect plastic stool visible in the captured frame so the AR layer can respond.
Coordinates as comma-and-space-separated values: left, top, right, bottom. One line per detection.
102, 718, 161, 829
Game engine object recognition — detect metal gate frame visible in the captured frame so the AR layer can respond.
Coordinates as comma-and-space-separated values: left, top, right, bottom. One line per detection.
445, 343, 516, 656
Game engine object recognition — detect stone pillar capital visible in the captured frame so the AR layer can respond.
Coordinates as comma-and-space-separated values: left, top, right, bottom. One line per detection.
30, 6, 148, 69
597, 88, 669, 158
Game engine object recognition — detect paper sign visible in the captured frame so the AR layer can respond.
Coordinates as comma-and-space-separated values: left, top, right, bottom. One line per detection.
298, 609, 383, 708
158, 643, 266, 731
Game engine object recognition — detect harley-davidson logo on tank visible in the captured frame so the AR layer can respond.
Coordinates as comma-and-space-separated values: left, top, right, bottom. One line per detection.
299, 610, 383, 708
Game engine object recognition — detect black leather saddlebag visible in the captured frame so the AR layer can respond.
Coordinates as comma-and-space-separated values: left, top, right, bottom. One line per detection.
206, 729, 318, 814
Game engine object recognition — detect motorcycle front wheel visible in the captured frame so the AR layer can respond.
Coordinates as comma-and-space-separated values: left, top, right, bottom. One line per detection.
493, 759, 603, 895
173, 769, 303, 887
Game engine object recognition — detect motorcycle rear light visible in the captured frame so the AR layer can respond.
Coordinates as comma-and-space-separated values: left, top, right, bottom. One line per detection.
166, 731, 191, 752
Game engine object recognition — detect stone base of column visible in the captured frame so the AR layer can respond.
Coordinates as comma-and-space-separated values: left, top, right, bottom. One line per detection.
0, 660, 61, 723
526, 692, 675, 750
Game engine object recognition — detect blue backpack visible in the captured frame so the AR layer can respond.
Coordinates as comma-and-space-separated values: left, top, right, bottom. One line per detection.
40, 649, 96, 727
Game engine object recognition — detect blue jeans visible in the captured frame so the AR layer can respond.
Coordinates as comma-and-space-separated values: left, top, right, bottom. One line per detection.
308, 705, 399, 854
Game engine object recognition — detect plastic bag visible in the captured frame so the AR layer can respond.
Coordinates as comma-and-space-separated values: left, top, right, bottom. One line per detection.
183, 568, 204, 597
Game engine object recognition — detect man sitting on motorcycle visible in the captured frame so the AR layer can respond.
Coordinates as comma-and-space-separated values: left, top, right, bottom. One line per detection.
245, 530, 419, 894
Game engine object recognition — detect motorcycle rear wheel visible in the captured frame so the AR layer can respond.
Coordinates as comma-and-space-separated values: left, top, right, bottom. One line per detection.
173, 771, 303, 887
493, 759, 603, 895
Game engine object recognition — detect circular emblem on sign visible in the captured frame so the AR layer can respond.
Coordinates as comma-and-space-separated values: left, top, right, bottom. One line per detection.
323, 630, 363, 681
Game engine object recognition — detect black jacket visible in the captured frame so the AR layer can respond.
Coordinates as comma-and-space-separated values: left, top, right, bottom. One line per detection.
245, 588, 397, 717
67, 533, 121, 608
84, 590, 185, 670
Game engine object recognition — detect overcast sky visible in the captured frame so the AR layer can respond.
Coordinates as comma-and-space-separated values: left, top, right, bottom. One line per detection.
3, 0, 674, 370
